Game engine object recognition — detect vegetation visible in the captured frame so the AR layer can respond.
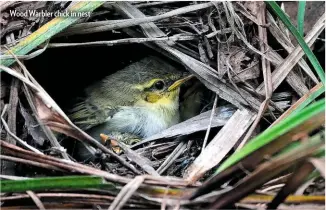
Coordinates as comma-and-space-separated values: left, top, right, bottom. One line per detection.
0, 1, 324, 209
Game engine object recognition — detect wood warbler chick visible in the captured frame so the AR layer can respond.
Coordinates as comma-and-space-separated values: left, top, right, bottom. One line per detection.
68, 56, 193, 146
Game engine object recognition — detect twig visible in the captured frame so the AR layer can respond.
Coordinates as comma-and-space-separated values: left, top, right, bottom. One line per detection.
174, 43, 201, 59
0, 65, 40, 92
256, 13, 325, 94
236, 99, 269, 151
108, 176, 145, 210
1, 105, 43, 154
235, 3, 317, 95
209, 134, 323, 209
228, 2, 246, 36
21, 79, 67, 157
206, 28, 232, 39
266, 12, 319, 84
156, 139, 187, 174
3, 48, 71, 160
0, 192, 115, 203
0, 140, 128, 182
212, 2, 233, 43
267, 161, 316, 209
0, 155, 64, 171
198, 41, 209, 64
236, 2, 272, 149
26, 191, 46, 210
47, 34, 197, 48
222, 3, 279, 64
135, 1, 180, 8
0, 140, 193, 187
60, 2, 214, 36
260, 42, 310, 97
5, 75, 19, 145
117, 140, 159, 176
0, 192, 159, 208
2, 73, 19, 175
201, 94, 218, 153
48, 121, 142, 175
3, 49, 144, 171
225, 50, 254, 109
258, 2, 272, 98
260, 184, 285, 193
1, 192, 114, 201
263, 174, 291, 188
235, 2, 270, 27
116, 2, 266, 112
204, 36, 213, 59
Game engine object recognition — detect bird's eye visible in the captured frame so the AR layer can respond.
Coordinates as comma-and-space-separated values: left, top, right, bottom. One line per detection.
154, 80, 165, 90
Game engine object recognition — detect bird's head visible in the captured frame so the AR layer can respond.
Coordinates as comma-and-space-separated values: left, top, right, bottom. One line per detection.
134, 73, 194, 106
127, 57, 193, 107
98, 56, 194, 108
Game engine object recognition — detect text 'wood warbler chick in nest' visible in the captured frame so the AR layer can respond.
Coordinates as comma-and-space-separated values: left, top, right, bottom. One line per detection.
67, 56, 195, 160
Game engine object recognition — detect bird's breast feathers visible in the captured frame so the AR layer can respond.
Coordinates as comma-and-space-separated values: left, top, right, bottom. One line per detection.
105, 99, 179, 138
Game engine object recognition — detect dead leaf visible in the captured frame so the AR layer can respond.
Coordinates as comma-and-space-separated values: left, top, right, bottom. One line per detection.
19, 102, 46, 146
218, 45, 260, 82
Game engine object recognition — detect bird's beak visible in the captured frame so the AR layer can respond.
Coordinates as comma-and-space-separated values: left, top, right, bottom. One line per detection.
168, 74, 194, 91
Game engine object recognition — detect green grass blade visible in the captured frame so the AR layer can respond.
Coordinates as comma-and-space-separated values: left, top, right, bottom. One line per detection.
297, 1, 306, 36
289, 84, 325, 117
0, 1, 104, 67
265, 1, 325, 85
216, 99, 325, 174
274, 132, 324, 158
306, 170, 320, 181
270, 84, 324, 127
1, 176, 111, 193
314, 148, 325, 158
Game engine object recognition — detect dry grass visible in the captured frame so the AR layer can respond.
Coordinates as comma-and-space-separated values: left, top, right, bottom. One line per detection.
0, 1, 324, 209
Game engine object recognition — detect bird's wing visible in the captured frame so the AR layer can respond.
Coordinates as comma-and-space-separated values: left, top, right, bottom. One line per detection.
67, 99, 119, 131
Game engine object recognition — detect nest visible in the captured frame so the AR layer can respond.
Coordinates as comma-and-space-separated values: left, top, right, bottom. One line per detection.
0, 1, 325, 210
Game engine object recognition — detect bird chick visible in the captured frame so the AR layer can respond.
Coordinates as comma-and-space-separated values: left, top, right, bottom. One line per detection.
67, 56, 193, 160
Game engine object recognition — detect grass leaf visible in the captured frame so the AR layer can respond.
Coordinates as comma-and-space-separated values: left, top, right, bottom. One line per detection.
271, 83, 324, 126
216, 99, 325, 174
288, 84, 324, 117
297, 1, 306, 36
209, 132, 324, 209
1, 176, 111, 193
265, 1, 325, 85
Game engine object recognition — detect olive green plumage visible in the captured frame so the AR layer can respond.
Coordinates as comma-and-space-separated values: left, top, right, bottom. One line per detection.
67, 56, 187, 142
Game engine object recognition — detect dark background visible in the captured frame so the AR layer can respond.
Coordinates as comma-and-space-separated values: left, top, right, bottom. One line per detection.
24, 30, 184, 109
